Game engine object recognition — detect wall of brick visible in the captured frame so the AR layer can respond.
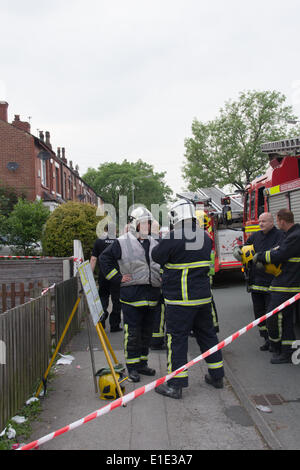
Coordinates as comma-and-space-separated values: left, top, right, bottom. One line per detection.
0, 120, 36, 200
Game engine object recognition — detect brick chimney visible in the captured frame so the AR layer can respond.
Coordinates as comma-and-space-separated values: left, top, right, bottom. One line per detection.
61, 147, 67, 163
39, 131, 45, 141
12, 114, 31, 133
45, 131, 52, 149
0, 101, 8, 122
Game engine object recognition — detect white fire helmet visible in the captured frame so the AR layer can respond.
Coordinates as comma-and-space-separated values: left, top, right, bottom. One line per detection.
129, 206, 154, 231
168, 199, 196, 227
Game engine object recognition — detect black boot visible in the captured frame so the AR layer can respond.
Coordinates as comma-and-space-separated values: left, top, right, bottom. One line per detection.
270, 352, 292, 364
155, 383, 182, 399
260, 340, 270, 351
128, 370, 140, 382
205, 374, 224, 389
139, 365, 156, 376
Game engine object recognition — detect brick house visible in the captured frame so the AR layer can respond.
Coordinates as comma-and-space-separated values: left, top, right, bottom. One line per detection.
0, 101, 103, 212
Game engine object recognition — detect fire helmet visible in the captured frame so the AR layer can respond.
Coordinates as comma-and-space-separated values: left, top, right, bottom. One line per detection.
233, 244, 255, 266
264, 263, 282, 277
196, 209, 210, 229
96, 366, 126, 400
129, 206, 154, 231
168, 199, 196, 227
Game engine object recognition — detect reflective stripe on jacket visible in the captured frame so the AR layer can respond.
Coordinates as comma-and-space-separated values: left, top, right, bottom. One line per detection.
152, 223, 212, 306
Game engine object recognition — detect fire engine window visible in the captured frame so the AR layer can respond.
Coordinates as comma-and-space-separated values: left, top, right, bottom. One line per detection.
257, 187, 265, 216
250, 191, 256, 219
244, 192, 249, 220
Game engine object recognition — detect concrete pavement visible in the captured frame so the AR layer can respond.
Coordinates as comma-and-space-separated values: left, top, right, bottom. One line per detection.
26, 271, 300, 451
28, 314, 268, 451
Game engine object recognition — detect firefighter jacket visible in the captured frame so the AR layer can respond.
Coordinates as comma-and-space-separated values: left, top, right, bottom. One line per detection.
99, 231, 161, 307
257, 223, 300, 294
245, 226, 283, 292
151, 223, 212, 307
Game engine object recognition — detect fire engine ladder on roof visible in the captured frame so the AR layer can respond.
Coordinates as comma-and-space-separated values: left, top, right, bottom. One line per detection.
176, 188, 243, 214
261, 136, 300, 156
176, 190, 223, 213
197, 188, 244, 214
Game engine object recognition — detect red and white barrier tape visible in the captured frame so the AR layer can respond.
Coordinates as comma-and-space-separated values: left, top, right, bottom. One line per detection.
41, 284, 56, 296
18, 292, 300, 451
0, 256, 82, 261
0, 255, 54, 259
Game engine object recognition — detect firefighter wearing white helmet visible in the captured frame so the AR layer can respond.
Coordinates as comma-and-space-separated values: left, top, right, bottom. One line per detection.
128, 206, 154, 232
99, 206, 161, 383
152, 198, 224, 399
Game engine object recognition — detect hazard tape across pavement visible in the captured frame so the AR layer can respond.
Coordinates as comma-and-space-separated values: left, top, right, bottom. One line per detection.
18, 292, 300, 451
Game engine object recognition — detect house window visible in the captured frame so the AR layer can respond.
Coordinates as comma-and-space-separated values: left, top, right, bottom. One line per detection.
64, 173, 67, 199
55, 167, 60, 193
41, 160, 47, 187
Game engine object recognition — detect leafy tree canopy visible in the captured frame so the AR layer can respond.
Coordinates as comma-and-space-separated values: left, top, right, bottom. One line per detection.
82, 159, 173, 214
183, 90, 300, 191
0, 181, 26, 217
1, 198, 50, 255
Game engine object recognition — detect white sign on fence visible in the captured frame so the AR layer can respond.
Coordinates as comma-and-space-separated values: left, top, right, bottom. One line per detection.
73, 239, 85, 276
78, 261, 104, 326
0, 340, 6, 365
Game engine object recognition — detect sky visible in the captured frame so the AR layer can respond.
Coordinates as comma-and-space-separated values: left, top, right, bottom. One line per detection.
1, 0, 300, 196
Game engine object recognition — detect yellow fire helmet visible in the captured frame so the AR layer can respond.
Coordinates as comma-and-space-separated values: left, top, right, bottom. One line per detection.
264, 263, 282, 277
196, 209, 210, 229
240, 245, 255, 267
96, 365, 126, 400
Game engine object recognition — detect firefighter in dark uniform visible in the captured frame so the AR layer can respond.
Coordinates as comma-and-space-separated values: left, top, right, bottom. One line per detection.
242, 212, 283, 351
150, 292, 166, 350
99, 207, 161, 382
150, 226, 168, 350
90, 224, 122, 332
152, 199, 224, 399
254, 209, 300, 364
196, 210, 219, 333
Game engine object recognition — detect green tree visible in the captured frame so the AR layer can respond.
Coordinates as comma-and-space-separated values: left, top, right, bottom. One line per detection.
42, 202, 99, 259
183, 90, 300, 191
0, 181, 26, 217
2, 199, 50, 255
82, 159, 173, 213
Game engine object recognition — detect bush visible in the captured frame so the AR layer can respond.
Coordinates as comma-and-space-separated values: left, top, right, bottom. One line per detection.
42, 202, 99, 259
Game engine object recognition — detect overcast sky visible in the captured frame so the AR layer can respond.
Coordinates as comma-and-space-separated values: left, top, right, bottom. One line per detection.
1, 0, 300, 195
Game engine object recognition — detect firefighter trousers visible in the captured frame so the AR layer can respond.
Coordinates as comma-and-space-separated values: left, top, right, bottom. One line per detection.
267, 292, 296, 354
150, 296, 165, 348
99, 278, 121, 329
251, 292, 269, 339
165, 303, 224, 389
122, 303, 155, 372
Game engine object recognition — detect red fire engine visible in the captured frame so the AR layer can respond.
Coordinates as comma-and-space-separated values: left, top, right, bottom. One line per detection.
243, 136, 300, 238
